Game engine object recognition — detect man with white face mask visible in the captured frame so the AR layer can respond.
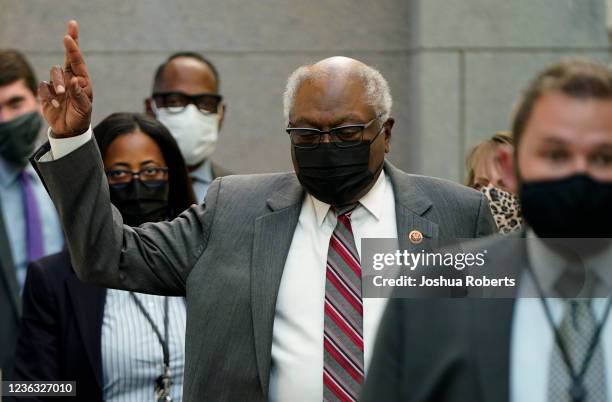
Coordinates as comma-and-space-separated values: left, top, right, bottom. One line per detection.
145, 52, 231, 201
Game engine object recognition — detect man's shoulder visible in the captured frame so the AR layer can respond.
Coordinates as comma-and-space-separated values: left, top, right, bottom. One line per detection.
386, 164, 496, 235
386, 162, 480, 198
216, 171, 296, 190
208, 171, 300, 206
405, 173, 484, 203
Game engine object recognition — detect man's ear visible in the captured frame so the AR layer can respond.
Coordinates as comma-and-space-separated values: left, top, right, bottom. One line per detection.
144, 98, 154, 116
498, 146, 518, 194
218, 103, 226, 131
383, 117, 394, 153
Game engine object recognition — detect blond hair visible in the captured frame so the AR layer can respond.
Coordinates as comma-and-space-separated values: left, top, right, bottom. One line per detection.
465, 131, 513, 187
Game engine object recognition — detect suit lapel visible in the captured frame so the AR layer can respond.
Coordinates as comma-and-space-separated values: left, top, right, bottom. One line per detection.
251, 174, 304, 397
384, 162, 438, 250
0, 193, 20, 316
66, 271, 106, 388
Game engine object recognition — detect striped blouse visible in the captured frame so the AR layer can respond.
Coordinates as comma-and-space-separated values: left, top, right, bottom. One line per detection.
102, 289, 187, 402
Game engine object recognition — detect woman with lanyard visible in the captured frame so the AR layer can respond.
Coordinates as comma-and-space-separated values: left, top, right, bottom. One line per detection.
14, 113, 196, 402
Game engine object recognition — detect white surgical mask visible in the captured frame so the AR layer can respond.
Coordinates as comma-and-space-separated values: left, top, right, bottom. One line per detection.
156, 104, 220, 166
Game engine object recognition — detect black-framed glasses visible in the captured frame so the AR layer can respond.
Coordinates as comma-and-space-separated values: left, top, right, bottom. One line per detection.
151, 91, 223, 114
105, 166, 169, 186
286, 115, 383, 149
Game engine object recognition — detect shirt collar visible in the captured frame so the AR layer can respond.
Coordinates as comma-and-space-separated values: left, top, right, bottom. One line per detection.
189, 159, 213, 184
586, 243, 612, 293
526, 228, 612, 295
526, 229, 567, 295
310, 170, 387, 227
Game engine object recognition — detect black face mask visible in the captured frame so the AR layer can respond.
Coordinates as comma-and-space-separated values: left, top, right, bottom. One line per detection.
520, 174, 612, 253
294, 140, 382, 206
0, 111, 43, 167
109, 179, 170, 226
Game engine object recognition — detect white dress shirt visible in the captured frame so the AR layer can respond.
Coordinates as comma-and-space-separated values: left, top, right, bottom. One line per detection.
46, 129, 396, 401
269, 171, 396, 401
511, 231, 612, 402
43, 128, 93, 160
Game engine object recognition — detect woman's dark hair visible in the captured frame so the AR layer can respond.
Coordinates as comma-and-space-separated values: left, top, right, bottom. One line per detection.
93, 112, 196, 219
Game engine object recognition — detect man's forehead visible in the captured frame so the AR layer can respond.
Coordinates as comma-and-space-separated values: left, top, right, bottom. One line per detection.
529, 93, 612, 131
522, 92, 612, 149
155, 58, 218, 93
291, 75, 372, 119
0, 79, 36, 102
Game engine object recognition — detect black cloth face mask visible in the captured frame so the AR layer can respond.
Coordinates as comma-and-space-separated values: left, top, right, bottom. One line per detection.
0, 111, 43, 167
294, 139, 382, 206
109, 179, 170, 226
520, 174, 612, 254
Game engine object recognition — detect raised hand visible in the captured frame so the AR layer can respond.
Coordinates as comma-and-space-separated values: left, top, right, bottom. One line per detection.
38, 20, 93, 138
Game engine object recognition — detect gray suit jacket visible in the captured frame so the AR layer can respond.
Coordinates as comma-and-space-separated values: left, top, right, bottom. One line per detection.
33, 139, 496, 402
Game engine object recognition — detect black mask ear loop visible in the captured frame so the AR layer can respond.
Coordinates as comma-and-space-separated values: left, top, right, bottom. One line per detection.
369, 121, 386, 178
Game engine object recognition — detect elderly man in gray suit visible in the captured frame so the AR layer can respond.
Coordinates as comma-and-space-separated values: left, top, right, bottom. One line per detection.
32, 21, 496, 402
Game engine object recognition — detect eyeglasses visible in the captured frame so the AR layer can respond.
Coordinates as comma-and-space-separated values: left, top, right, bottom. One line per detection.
151, 91, 223, 114
105, 166, 169, 186
286, 115, 383, 149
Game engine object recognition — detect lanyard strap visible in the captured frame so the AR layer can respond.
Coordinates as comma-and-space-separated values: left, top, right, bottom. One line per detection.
527, 267, 612, 402
129, 293, 170, 370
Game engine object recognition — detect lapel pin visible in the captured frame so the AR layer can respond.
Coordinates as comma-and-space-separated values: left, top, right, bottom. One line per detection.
408, 230, 423, 244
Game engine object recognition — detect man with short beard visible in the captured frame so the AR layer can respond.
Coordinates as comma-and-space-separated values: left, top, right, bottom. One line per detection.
363, 59, 612, 402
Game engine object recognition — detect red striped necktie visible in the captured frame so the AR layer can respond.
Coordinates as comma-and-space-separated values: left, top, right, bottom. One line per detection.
323, 203, 364, 402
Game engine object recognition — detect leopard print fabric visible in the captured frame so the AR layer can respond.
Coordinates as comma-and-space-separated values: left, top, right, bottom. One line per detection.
477, 183, 522, 234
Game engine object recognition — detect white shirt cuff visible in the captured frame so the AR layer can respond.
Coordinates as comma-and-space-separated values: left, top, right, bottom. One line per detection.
45, 126, 93, 160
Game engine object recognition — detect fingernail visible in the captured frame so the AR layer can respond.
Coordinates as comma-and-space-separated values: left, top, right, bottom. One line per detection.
56, 85, 65, 94
51, 99, 60, 108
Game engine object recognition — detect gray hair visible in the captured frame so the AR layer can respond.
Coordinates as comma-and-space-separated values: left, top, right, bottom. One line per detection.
283, 62, 393, 125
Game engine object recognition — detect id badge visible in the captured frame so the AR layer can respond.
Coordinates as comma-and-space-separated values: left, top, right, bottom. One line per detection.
154, 370, 172, 402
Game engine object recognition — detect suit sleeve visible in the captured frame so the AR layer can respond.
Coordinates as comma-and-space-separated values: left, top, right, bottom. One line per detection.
475, 194, 497, 237
13, 261, 60, 401
361, 298, 404, 402
32, 139, 219, 296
